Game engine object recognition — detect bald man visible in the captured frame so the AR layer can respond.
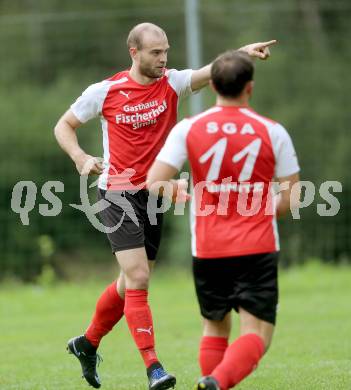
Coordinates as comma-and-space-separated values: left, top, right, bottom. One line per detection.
55, 22, 276, 390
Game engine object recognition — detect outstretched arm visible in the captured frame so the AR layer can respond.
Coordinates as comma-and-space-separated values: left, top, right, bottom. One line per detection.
191, 40, 277, 91
146, 161, 190, 203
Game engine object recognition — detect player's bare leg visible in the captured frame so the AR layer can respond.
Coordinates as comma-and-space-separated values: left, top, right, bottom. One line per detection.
117, 260, 155, 298
203, 313, 232, 338
238, 307, 274, 351
117, 247, 175, 389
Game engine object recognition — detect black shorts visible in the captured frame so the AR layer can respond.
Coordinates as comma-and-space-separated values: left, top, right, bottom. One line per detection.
192, 252, 279, 325
97, 188, 163, 260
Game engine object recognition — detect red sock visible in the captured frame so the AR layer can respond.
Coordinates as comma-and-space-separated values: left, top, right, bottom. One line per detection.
85, 281, 125, 347
199, 336, 228, 375
212, 333, 265, 389
124, 289, 158, 368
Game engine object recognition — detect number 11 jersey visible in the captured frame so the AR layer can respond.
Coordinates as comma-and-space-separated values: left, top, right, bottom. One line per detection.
156, 105, 300, 258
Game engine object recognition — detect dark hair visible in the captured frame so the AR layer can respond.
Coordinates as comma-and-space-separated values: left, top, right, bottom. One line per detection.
211, 50, 254, 98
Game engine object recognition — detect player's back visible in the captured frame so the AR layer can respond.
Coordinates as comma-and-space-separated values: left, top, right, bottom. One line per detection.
186, 105, 281, 258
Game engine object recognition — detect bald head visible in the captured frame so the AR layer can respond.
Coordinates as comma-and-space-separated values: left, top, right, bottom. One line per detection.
127, 23, 169, 81
127, 23, 167, 50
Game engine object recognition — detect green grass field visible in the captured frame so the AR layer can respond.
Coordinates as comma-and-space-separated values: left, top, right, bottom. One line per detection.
1, 262, 350, 390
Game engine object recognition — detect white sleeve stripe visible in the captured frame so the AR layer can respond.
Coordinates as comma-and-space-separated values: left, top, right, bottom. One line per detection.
156, 119, 192, 170
188, 107, 222, 124
110, 77, 129, 85
166, 69, 193, 98
239, 108, 275, 127
70, 106, 88, 124
70, 78, 129, 123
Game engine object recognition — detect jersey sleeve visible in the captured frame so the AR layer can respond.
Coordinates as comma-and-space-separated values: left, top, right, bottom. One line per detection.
166, 69, 194, 99
70, 81, 109, 123
272, 123, 300, 178
156, 119, 192, 170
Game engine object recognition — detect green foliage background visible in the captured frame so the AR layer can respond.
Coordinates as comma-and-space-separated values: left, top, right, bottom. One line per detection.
1, 0, 350, 280
1, 263, 351, 388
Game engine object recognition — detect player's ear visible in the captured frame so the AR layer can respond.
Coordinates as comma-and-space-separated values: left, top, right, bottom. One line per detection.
129, 47, 138, 60
246, 80, 254, 97
209, 79, 217, 93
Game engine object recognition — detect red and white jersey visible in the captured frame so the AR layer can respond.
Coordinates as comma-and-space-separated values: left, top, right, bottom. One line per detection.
157, 105, 300, 258
70, 69, 193, 189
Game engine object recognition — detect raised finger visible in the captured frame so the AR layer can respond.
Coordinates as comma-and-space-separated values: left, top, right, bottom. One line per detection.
260, 39, 277, 47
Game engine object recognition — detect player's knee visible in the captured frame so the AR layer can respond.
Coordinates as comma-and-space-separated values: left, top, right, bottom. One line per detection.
126, 268, 150, 289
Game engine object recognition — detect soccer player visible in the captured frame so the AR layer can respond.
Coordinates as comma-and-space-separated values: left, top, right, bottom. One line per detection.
147, 50, 300, 389
54, 22, 276, 390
